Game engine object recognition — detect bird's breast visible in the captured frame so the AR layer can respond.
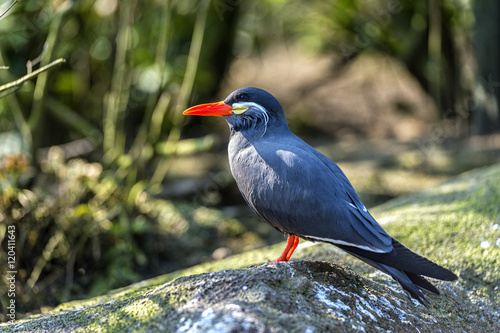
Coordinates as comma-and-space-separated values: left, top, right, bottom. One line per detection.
228, 136, 319, 215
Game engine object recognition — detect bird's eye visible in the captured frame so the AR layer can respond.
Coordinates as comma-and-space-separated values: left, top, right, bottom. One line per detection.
238, 93, 249, 102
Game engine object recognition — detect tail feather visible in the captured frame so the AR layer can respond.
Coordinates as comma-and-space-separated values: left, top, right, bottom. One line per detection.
340, 250, 446, 306
406, 271, 440, 295
389, 240, 458, 281
331, 238, 457, 305
337, 239, 458, 281
379, 264, 431, 306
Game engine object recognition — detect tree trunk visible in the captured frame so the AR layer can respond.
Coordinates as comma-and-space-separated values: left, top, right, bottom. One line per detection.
472, 0, 500, 134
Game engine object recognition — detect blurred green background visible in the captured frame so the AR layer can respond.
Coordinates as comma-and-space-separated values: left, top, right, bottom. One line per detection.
1, 0, 499, 319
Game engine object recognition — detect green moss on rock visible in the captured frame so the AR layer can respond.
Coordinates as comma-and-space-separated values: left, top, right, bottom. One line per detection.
371, 164, 500, 302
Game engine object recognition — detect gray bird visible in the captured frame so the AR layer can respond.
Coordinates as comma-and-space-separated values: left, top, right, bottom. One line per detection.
183, 87, 457, 305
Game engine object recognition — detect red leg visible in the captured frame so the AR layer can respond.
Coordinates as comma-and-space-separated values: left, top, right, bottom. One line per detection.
285, 235, 300, 261
270, 234, 300, 263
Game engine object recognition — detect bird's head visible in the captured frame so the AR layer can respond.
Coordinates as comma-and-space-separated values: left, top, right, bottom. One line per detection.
183, 87, 287, 133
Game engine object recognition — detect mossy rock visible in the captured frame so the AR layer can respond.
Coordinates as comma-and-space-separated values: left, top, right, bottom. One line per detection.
2, 165, 500, 332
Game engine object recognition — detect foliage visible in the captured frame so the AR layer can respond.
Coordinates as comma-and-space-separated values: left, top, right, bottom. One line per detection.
241, 0, 474, 119
0, 0, 244, 316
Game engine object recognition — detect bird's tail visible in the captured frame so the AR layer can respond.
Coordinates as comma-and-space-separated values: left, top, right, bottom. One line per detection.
375, 263, 436, 306
336, 239, 457, 305
349, 255, 436, 306
338, 239, 458, 281
344, 251, 446, 306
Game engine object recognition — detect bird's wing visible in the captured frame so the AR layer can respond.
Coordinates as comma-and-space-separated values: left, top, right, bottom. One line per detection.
236, 137, 393, 253
309, 148, 394, 252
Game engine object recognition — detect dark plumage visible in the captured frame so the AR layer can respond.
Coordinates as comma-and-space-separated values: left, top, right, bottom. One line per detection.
183, 87, 458, 305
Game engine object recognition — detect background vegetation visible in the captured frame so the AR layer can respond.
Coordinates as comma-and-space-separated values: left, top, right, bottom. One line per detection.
0, 0, 498, 319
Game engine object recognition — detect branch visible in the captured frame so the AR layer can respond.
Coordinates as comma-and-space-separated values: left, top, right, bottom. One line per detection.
0, 58, 66, 97
0, 0, 20, 20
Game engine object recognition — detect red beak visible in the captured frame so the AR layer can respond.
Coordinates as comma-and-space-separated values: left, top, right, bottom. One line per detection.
182, 101, 233, 117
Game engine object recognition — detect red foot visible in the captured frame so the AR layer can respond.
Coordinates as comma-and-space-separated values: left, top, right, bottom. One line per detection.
269, 234, 300, 263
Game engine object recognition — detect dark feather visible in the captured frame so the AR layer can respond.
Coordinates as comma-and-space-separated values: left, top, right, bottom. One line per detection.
336, 239, 458, 281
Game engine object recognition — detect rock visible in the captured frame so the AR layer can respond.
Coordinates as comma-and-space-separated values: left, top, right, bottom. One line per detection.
2, 165, 500, 332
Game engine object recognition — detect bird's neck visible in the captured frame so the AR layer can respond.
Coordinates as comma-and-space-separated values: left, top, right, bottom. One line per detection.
228, 118, 290, 141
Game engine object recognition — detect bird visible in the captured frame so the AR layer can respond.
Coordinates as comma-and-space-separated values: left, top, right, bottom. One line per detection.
183, 87, 458, 305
